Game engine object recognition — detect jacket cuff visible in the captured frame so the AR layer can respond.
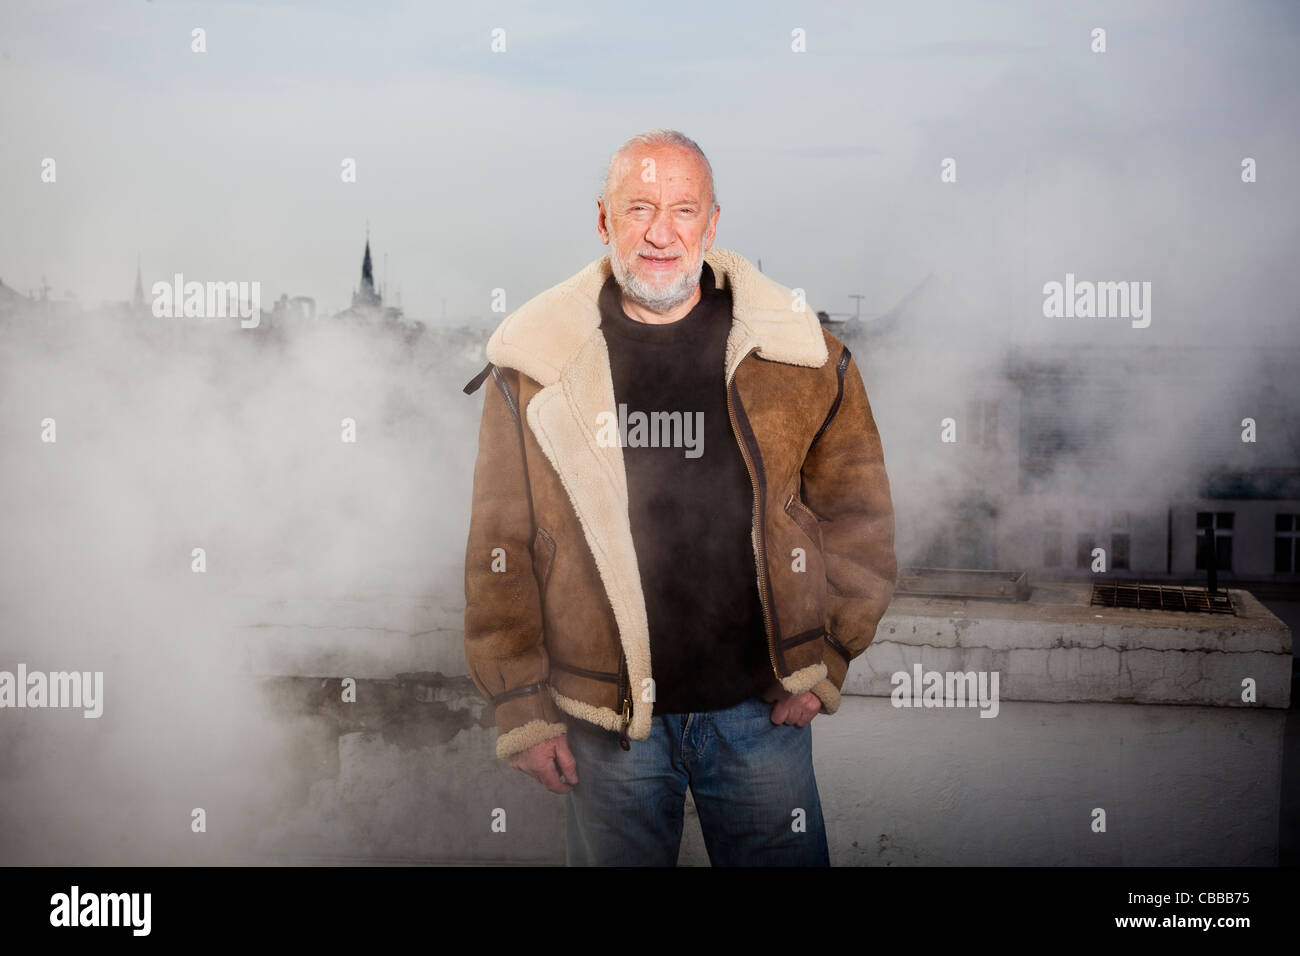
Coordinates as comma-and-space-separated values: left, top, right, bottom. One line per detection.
496, 718, 568, 760
811, 632, 853, 715
809, 677, 841, 715
493, 685, 567, 760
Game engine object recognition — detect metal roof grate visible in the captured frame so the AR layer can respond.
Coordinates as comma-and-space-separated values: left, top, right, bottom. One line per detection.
1090, 582, 1237, 615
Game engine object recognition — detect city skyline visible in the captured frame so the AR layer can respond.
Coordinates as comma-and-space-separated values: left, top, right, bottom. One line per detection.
2, 1, 1297, 345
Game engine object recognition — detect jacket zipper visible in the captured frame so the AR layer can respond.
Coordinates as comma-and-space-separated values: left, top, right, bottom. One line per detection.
617, 651, 632, 750
725, 347, 780, 683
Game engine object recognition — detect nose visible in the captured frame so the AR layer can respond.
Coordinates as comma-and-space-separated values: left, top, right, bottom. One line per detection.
643, 208, 677, 248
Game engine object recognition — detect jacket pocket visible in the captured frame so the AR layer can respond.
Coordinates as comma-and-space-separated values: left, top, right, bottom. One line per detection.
549, 658, 620, 682
784, 493, 824, 555
531, 526, 556, 597
778, 492, 831, 672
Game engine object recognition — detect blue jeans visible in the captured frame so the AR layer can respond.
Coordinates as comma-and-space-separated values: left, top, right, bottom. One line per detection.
561, 694, 830, 866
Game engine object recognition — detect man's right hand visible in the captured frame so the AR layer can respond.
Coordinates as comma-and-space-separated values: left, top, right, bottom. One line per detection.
508, 733, 579, 793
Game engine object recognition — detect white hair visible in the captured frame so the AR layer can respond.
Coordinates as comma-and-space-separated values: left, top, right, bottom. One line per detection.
599, 129, 718, 209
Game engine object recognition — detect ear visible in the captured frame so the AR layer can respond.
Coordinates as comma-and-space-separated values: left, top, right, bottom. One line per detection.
596, 198, 611, 245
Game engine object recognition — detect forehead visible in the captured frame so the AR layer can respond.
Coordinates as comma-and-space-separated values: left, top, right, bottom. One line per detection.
609, 145, 708, 199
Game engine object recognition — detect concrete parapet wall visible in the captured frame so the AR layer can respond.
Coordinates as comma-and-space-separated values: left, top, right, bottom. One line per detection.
860, 585, 1291, 708
232, 584, 1291, 865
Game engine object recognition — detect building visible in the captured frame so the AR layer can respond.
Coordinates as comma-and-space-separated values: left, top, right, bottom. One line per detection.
837, 274, 1300, 592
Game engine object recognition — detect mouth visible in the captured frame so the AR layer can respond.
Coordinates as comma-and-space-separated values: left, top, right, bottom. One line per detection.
637, 253, 680, 270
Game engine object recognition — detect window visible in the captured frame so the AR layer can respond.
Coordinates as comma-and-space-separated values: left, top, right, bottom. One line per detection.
1111, 533, 1130, 570
1068, 509, 1130, 571
1042, 510, 1062, 567
1195, 511, 1233, 571
1276, 514, 1300, 573
965, 399, 1000, 449
1110, 511, 1130, 570
1044, 530, 1062, 567
1076, 533, 1095, 569
982, 401, 999, 449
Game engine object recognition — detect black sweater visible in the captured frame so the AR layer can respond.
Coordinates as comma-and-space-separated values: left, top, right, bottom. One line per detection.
598, 262, 773, 713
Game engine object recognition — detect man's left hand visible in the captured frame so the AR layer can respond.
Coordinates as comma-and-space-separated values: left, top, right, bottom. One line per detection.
761, 683, 822, 727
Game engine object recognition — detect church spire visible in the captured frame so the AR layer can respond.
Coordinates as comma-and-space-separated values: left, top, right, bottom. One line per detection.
132, 254, 144, 308
352, 228, 381, 309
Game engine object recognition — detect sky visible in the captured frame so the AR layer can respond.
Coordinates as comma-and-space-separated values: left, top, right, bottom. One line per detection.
2, 0, 1298, 341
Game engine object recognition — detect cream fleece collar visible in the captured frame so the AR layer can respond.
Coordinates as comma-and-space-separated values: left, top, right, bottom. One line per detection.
485, 247, 829, 385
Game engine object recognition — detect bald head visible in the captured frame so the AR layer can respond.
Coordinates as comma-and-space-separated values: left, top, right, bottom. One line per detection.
601, 129, 717, 210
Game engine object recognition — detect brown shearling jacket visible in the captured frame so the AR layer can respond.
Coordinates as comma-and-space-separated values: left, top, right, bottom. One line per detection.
462, 247, 897, 760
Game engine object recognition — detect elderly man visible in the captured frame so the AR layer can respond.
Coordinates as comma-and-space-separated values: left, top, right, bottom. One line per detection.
463, 129, 896, 866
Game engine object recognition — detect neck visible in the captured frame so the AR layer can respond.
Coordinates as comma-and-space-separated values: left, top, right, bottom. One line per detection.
620, 284, 702, 325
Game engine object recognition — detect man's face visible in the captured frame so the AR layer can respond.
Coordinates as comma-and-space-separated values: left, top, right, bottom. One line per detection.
597, 145, 720, 313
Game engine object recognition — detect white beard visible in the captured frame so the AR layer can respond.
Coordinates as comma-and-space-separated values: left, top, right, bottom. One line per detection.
609, 244, 706, 314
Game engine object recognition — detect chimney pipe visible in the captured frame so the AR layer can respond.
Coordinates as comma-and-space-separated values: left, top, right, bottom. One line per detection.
1203, 525, 1218, 594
